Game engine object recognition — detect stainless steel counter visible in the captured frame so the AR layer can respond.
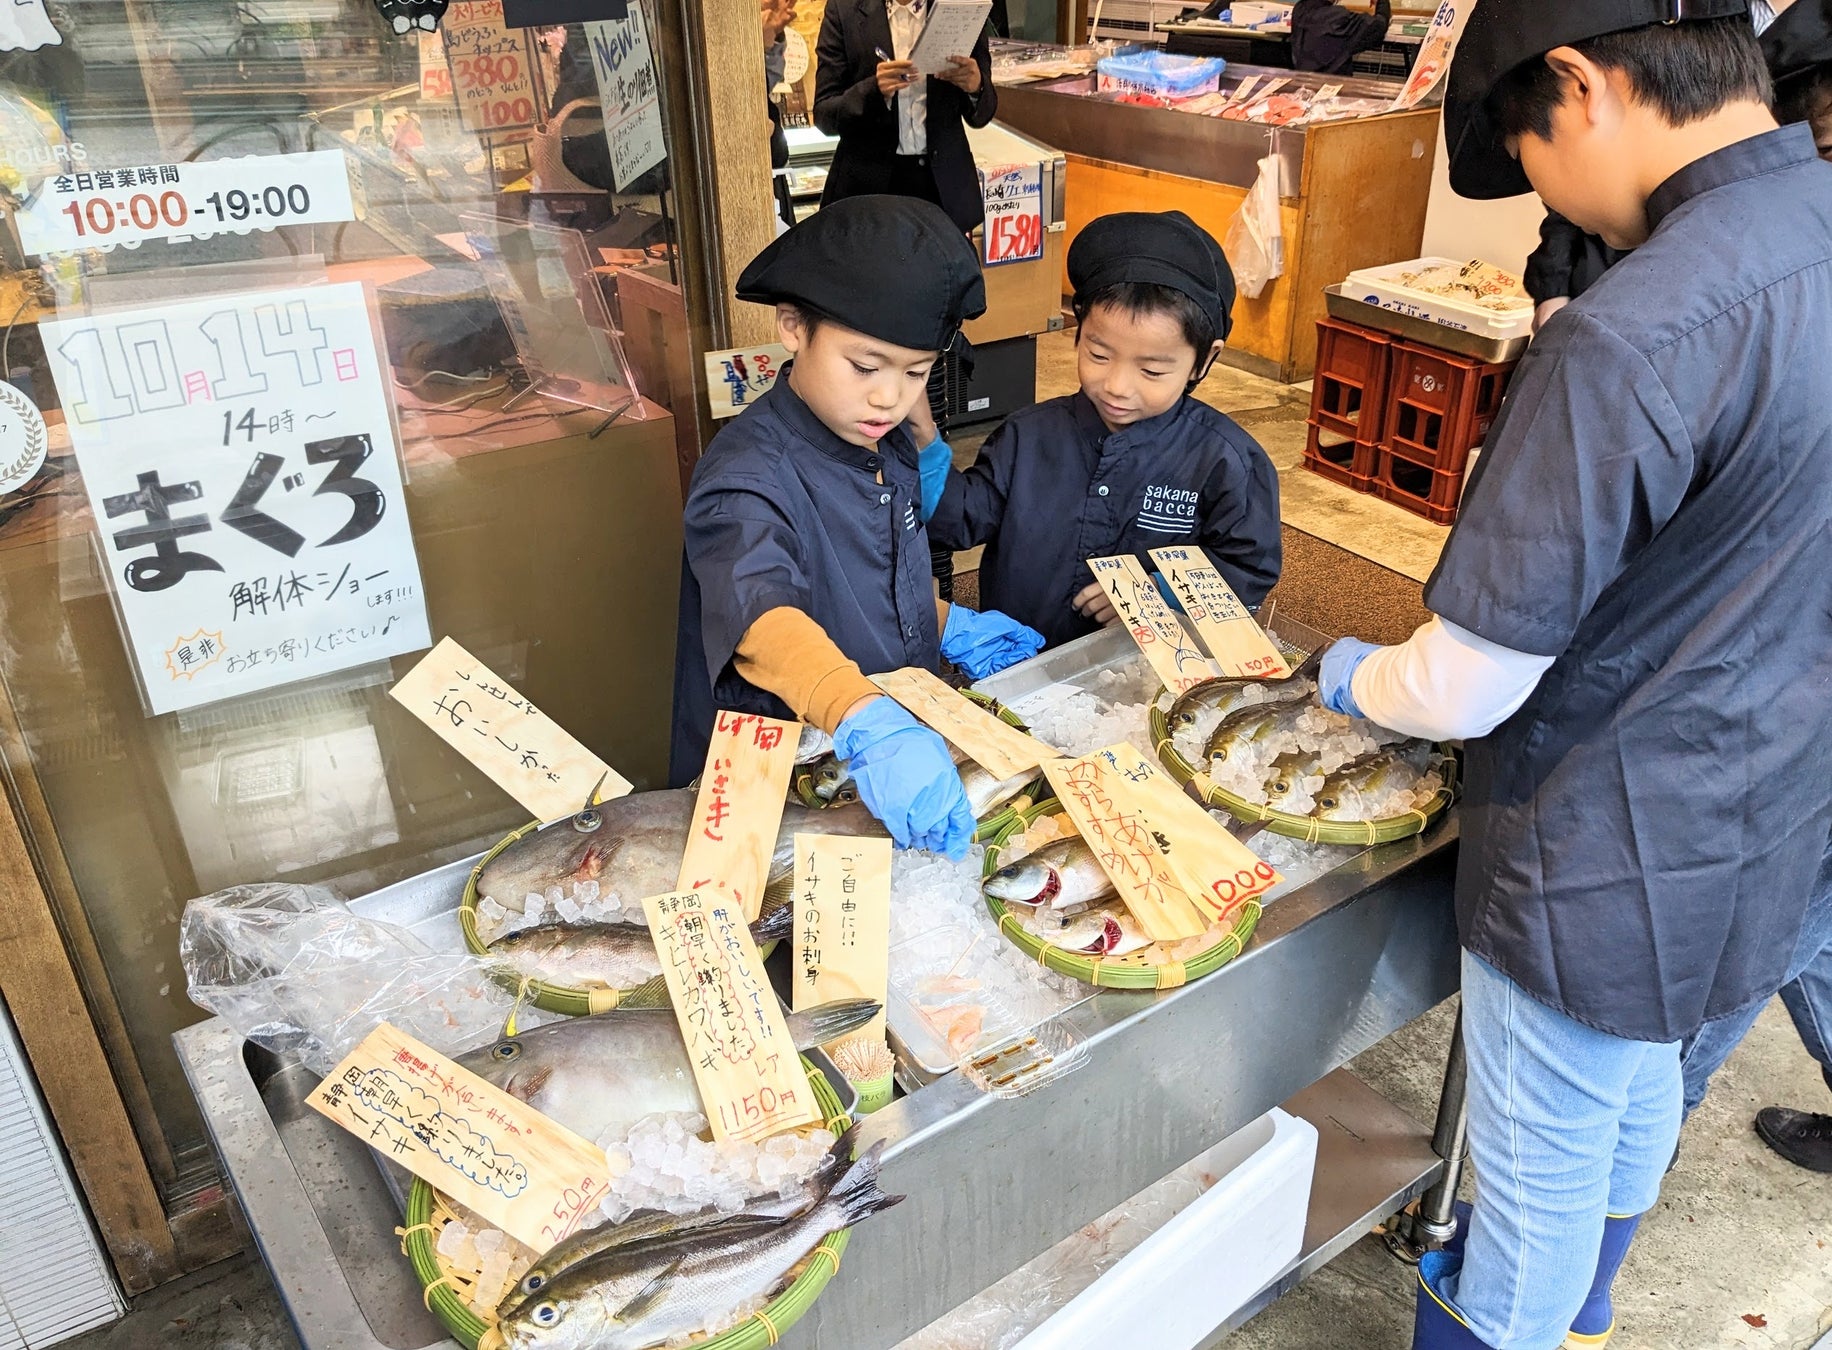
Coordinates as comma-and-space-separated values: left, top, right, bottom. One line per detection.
175, 630, 1460, 1350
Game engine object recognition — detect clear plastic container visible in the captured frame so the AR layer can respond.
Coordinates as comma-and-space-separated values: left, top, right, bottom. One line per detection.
1096, 50, 1226, 101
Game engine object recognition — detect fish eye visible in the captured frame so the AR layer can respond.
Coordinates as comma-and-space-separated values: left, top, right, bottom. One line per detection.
532, 1302, 559, 1326
573, 808, 602, 834
523, 1272, 545, 1292
493, 1042, 521, 1061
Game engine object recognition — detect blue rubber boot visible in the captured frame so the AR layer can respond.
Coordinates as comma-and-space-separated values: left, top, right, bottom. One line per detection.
1412, 1249, 1495, 1349
1564, 1213, 1643, 1347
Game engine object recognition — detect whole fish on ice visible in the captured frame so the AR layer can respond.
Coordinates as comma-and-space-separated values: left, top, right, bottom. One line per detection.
983, 838, 1116, 914
488, 904, 793, 991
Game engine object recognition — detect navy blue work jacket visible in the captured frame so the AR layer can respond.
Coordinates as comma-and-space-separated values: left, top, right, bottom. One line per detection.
928, 391, 1281, 648
1427, 126, 1832, 1044
669, 373, 940, 784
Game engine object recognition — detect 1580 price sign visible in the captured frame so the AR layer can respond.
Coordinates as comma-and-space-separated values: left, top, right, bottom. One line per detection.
980, 162, 1046, 268
16, 150, 356, 257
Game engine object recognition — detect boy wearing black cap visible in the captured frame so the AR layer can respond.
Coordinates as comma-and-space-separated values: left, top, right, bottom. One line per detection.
1309, 4, 1832, 1348
926, 210, 1280, 650
670, 196, 1044, 859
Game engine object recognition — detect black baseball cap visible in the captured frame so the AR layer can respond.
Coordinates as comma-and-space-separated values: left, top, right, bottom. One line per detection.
1068, 210, 1236, 342
736, 196, 987, 353
1762, 0, 1832, 103
1446, 0, 1753, 199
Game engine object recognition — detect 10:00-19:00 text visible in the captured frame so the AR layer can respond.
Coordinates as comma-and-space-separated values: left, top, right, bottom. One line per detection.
59, 184, 314, 237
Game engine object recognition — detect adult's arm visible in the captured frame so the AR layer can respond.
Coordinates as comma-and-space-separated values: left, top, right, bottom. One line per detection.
1348, 617, 1554, 741
814, 3, 892, 137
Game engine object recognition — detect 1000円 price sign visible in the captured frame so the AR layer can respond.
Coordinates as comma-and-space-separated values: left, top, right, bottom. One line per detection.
42, 281, 432, 715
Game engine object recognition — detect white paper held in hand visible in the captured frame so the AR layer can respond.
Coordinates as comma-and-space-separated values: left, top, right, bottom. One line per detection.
910, 0, 992, 77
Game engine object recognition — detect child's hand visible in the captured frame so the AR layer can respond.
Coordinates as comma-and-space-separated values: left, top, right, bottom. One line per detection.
939, 56, 982, 95
876, 60, 919, 97
1073, 582, 1119, 626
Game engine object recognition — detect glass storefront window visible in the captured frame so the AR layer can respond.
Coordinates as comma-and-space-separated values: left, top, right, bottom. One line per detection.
0, 0, 692, 1199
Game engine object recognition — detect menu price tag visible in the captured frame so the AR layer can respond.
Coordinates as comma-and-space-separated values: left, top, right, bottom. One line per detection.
704, 343, 789, 420
1148, 547, 1289, 678
43, 281, 432, 715
792, 833, 893, 1046
1391, 1, 1471, 111
1040, 752, 1209, 942
308, 1023, 610, 1252
586, 10, 668, 190
1092, 742, 1281, 924
643, 889, 821, 1143
870, 667, 1056, 781
16, 150, 357, 256
1085, 555, 1220, 695
389, 637, 632, 823
676, 711, 801, 921
980, 162, 1044, 268
436, 1, 540, 134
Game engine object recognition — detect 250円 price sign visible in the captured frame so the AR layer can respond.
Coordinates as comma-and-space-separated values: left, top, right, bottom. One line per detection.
42, 281, 431, 715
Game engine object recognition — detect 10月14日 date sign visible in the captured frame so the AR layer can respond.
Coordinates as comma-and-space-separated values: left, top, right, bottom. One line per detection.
42, 281, 431, 715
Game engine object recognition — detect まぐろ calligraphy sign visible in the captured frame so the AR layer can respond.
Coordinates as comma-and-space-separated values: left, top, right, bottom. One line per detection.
676, 711, 800, 921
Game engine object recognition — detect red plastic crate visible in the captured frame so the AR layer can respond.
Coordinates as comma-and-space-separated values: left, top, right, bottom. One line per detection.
1302, 422, 1377, 491
1309, 317, 1393, 444
1383, 341, 1517, 477
1372, 445, 1465, 525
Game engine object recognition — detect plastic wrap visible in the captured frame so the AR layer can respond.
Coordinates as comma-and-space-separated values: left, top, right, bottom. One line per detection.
180, 882, 539, 1074
1226, 153, 1285, 299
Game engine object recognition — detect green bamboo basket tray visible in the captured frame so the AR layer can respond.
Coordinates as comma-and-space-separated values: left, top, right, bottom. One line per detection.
460, 820, 675, 1017
402, 1058, 852, 1350
980, 799, 1263, 990
1147, 700, 1457, 846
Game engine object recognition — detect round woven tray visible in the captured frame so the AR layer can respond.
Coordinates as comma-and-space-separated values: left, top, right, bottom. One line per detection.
401, 1058, 852, 1350
980, 799, 1263, 990
1148, 698, 1457, 846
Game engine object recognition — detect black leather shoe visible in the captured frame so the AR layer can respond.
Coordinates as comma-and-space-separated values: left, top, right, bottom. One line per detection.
1754, 1107, 1832, 1173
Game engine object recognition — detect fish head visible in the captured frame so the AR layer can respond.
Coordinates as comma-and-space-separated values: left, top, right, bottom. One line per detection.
983, 854, 1059, 907
455, 1033, 555, 1105
813, 757, 854, 803
499, 1284, 631, 1350
1314, 777, 1369, 821
477, 820, 625, 909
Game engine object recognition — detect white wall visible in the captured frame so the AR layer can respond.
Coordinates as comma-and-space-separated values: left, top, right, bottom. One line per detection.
1419, 114, 1547, 272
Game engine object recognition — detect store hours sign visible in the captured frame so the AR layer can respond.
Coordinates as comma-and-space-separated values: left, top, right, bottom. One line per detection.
42, 282, 431, 715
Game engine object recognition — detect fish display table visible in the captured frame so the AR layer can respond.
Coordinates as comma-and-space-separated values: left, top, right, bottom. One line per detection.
174, 628, 1460, 1350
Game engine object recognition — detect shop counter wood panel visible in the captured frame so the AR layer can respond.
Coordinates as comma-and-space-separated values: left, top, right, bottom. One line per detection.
1058, 108, 1438, 381
964, 228, 1069, 347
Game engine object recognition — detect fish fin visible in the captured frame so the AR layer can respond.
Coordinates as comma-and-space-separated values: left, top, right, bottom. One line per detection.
611, 1257, 681, 1325
1226, 818, 1270, 845
762, 871, 794, 914
1285, 644, 1326, 685
786, 999, 880, 1052
827, 1140, 905, 1226
806, 1123, 858, 1196
750, 901, 795, 948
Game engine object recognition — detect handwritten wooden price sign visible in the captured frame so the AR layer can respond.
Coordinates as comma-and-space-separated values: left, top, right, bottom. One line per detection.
870, 666, 1056, 781
676, 711, 801, 921
1041, 752, 1209, 942
1086, 555, 1221, 695
643, 889, 821, 1143
792, 833, 893, 1046
1148, 547, 1291, 679
1093, 742, 1282, 925
308, 1023, 609, 1252
389, 637, 632, 823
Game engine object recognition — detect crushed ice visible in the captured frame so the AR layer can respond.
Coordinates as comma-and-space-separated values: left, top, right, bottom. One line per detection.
474, 875, 632, 946
597, 1112, 837, 1227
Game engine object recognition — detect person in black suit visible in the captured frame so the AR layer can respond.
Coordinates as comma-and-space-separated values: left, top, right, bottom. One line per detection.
814, 0, 998, 234
1290, 0, 1392, 75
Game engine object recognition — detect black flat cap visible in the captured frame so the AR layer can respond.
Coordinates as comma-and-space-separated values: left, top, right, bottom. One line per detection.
1446, 0, 1752, 199
1067, 210, 1236, 342
1762, 0, 1832, 101
736, 196, 986, 352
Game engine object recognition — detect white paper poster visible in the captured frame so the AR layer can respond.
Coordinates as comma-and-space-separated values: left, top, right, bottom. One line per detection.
1391, 1, 1471, 111
436, 1, 541, 134
980, 161, 1044, 267
0, 382, 46, 494
0, 0, 61, 53
42, 282, 432, 715
14, 150, 357, 257
586, 9, 667, 190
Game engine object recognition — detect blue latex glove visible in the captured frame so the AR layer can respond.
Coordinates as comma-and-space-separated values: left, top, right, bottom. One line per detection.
941, 604, 1046, 679
833, 697, 977, 859
917, 434, 951, 522
1318, 638, 1381, 718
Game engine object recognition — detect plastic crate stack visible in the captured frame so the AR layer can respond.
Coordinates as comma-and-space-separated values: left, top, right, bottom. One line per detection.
1302, 317, 1518, 525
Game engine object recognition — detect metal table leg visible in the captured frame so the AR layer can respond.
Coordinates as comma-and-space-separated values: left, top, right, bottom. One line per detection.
1387, 1010, 1468, 1260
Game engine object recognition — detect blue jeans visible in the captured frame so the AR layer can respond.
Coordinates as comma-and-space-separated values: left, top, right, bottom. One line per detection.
1680, 834, 1832, 1114
1443, 951, 1683, 1350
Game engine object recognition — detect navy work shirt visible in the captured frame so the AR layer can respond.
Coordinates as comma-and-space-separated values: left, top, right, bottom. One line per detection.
928, 392, 1281, 648
1427, 125, 1832, 1045
670, 373, 941, 784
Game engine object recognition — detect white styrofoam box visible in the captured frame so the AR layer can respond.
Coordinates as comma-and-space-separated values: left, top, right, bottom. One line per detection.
1017, 1109, 1317, 1349
0, 1004, 123, 1348
1344, 257, 1536, 342
1230, 2, 1295, 27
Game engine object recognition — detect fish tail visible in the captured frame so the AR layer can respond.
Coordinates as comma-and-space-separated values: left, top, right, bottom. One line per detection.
826, 1140, 904, 1226
750, 902, 795, 947
785, 999, 880, 1051
807, 1123, 858, 1195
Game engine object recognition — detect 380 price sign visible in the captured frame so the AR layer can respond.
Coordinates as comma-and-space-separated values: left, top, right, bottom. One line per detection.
16, 149, 357, 258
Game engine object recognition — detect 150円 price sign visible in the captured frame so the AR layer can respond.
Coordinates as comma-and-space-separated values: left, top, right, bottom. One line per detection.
43, 281, 431, 715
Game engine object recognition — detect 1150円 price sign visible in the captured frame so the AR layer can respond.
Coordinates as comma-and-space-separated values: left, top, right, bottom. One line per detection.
42, 281, 431, 715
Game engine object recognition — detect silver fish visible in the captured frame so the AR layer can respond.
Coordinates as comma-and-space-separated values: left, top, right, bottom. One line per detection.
810, 755, 856, 804
814, 745, 1029, 819
1204, 700, 1311, 769
1313, 746, 1439, 822
498, 1142, 902, 1350
474, 791, 886, 915
983, 838, 1116, 913
1167, 672, 1313, 735
455, 999, 878, 1141
1261, 748, 1328, 813
1020, 903, 1152, 956
486, 904, 792, 991
794, 725, 833, 765
498, 1130, 852, 1321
